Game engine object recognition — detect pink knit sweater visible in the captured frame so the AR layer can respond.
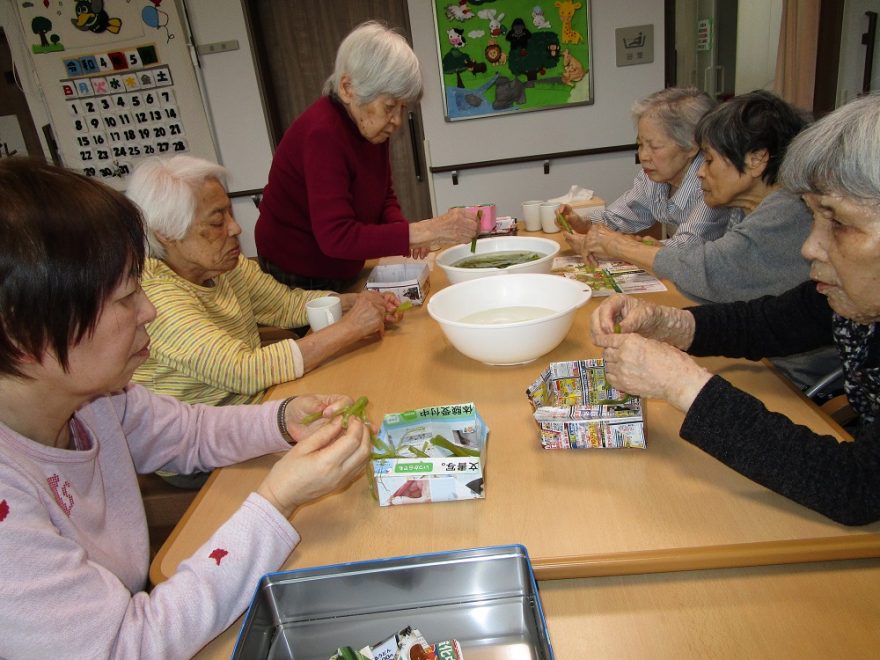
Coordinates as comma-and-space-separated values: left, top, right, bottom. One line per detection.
0, 385, 298, 658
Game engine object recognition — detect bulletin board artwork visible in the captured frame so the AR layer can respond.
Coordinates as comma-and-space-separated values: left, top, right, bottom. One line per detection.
433, 0, 593, 121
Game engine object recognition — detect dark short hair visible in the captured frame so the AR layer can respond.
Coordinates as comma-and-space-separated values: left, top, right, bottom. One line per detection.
0, 159, 146, 376
694, 90, 809, 185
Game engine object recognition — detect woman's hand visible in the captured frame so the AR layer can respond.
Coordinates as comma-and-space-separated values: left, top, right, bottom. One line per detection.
583, 224, 626, 261
339, 291, 393, 339
298, 292, 400, 373
257, 416, 372, 518
283, 394, 352, 443
557, 204, 590, 233
378, 291, 404, 324
599, 333, 712, 412
591, 294, 696, 350
563, 230, 598, 268
409, 208, 478, 248
333, 293, 358, 312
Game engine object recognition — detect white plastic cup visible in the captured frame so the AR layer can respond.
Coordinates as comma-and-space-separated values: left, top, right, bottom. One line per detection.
540, 202, 561, 233
521, 200, 543, 231
306, 296, 342, 331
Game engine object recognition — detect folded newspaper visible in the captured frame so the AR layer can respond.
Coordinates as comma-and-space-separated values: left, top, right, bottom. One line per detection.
552, 255, 666, 296
526, 359, 645, 449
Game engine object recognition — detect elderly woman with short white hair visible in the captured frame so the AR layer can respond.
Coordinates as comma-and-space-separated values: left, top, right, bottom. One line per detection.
128, 155, 401, 410
255, 20, 478, 291
590, 93, 880, 525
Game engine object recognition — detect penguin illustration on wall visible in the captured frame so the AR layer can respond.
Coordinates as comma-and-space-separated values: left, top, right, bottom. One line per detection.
71, 0, 122, 34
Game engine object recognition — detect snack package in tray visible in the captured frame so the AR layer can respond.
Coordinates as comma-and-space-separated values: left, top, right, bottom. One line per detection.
330, 626, 464, 659
371, 402, 487, 506
526, 359, 645, 449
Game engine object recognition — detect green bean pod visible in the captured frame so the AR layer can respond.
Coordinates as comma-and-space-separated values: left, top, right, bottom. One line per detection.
470, 209, 483, 253
429, 434, 480, 457
556, 210, 573, 233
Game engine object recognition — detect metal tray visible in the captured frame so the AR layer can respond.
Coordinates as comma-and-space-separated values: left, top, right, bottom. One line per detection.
233, 545, 554, 659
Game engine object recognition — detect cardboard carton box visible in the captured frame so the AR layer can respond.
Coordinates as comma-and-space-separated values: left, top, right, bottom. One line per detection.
526, 359, 645, 449
372, 402, 488, 506
365, 262, 430, 305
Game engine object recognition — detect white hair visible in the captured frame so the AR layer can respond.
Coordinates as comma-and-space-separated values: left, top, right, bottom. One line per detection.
322, 21, 422, 104
781, 92, 880, 202
127, 156, 228, 259
631, 87, 716, 150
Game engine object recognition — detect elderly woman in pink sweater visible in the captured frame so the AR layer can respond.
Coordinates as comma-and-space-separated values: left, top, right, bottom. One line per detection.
0, 158, 371, 658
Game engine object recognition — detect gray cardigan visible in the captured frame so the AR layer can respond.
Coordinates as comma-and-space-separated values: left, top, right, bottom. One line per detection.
653, 189, 812, 304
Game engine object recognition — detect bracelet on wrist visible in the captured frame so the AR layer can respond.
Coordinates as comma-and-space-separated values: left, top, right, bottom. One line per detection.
277, 396, 297, 444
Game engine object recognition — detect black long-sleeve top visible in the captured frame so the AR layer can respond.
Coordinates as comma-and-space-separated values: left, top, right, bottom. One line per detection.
681, 281, 880, 525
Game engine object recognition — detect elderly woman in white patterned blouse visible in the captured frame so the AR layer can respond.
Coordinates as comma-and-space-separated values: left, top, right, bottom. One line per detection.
557, 87, 730, 255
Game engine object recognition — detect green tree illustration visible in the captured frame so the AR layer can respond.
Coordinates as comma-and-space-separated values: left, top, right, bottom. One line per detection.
442, 49, 473, 88
508, 32, 562, 82
31, 16, 52, 48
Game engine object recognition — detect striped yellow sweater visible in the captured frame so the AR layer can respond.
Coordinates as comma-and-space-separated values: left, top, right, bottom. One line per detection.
133, 256, 332, 405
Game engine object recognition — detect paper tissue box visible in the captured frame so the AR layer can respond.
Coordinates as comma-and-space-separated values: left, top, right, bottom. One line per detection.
569, 196, 605, 220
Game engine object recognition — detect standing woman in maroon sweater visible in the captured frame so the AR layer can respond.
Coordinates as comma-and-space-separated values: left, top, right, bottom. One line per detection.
256, 21, 478, 291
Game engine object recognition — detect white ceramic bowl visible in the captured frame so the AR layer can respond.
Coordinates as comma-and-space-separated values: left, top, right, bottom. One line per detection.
427, 273, 592, 365
436, 236, 561, 284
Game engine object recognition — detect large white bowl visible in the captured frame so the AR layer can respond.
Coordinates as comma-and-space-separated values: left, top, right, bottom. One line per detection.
436, 236, 561, 284
427, 273, 591, 365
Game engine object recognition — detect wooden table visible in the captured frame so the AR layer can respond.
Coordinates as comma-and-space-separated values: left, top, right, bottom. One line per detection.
190, 557, 880, 658
153, 239, 880, 586
151, 233, 880, 655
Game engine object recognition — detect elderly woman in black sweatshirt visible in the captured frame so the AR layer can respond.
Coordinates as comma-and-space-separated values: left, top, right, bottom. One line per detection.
590, 93, 880, 526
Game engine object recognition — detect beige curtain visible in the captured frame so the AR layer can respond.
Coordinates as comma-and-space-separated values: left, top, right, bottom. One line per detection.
774, 0, 821, 110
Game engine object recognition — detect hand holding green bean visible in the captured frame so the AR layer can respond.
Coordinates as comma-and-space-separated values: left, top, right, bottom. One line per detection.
260, 396, 372, 518
470, 209, 483, 253
556, 210, 573, 233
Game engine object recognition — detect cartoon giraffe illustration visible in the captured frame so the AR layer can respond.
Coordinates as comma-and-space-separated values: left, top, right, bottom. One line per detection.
555, 1, 583, 45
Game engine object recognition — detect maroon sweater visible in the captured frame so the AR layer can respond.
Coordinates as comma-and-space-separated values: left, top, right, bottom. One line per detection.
255, 96, 410, 280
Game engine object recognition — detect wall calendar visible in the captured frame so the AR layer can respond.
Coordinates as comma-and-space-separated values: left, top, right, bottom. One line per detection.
14, 0, 217, 189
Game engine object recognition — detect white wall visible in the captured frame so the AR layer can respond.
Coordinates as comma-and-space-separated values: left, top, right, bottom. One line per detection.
4, 0, 665, 245
406, 0, 665, 217
837, 0, 880, 105
735, 0, 783, 93
181, 0, 274, 256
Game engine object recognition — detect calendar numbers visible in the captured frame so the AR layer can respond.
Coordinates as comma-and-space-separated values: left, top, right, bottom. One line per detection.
64, 64, 189, 179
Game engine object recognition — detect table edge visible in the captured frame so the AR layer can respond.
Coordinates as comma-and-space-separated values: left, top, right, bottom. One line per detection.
533, 533, 880, 580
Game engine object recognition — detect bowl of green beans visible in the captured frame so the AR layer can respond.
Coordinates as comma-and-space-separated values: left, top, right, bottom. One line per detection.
436, 236, 560, 284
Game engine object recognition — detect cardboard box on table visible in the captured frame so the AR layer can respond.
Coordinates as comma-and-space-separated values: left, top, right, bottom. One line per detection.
526, 359, 645, 449
372, 402, 488, 506
365, 263, 430, 305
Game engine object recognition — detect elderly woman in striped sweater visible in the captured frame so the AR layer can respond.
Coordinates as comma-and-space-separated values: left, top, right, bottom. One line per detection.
128, 156, 401, 411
